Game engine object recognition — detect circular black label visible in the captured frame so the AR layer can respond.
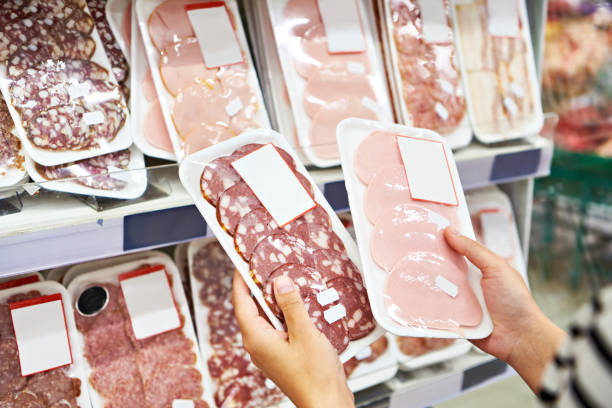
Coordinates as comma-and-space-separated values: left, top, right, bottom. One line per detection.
76, 286, 109, 316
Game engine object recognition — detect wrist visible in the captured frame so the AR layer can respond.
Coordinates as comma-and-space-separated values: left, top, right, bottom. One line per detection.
301, 385, 354, 408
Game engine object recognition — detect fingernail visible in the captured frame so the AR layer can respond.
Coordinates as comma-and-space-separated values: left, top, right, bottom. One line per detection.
274, 276, 295, 294
447, 226, 461, 236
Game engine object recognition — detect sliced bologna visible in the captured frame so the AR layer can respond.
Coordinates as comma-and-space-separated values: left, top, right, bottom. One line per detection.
354, 131, 402, 185
327, 277, 375, 340
304, 294, 349, 354
160, 36, 216, 96
292, 223, 345, 252
249, 232, 314, 284
200, 156, 242, 206
217, 181, 262, 234
234, 208, 279, 261
263, 264, 326, 317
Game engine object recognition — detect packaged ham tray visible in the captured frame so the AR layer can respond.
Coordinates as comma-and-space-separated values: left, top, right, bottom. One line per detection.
0, 281, 91, 407
25, 144, 147, 199
179, 129, 384, 362
391, 336, 472, 371
451, 0, 543, 143
265, 0, 394, 168
135, 0, 271, 161
378, 0, 472, 150
0, 99, 26, 188
0, 1, 132, 166
66, 254, 215, 408
337, 118, 493, 339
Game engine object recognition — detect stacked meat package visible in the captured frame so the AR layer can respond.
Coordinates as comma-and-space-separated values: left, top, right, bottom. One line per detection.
0, 98, 25, 189
263, 0, 394, 167
135, 0, 270, 161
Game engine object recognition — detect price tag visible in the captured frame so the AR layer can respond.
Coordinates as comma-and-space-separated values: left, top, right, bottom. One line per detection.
396, 135, 458, 206
419, 0, 450, 43
317, 0, 366, 53
480, 210, 514, 259
355, 346, 372, 360
172, 400, 194, 408
486, 0, 519, 37
186, 2, 244, 68
68, 81, 91, 100
316, 288, 339, 306
435, 275, 458, 298
10, 294, 73, 376
324, 304, 346, 324
83, 111, 105, 126
231, 144, 316, 227
119, 265, 181, 340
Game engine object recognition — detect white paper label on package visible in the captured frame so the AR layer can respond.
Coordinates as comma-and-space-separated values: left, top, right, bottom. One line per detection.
355, 345, 372, 360
418, 0, 450, 43
10, 294, 73, 376
396, 135, 458, 206
324, 304, 347, 323
481, 211, 514, 259
435, 275, 459, 298
82, 111, 105, 126
317, 0, 366, 53
231, 144, 316, 227
316, 288, 340, 306
186, 3, 243, 68
68, 82, 92, 100
486, 0, 519, 37
119, 265, 181, 340
172, 400, 195, 408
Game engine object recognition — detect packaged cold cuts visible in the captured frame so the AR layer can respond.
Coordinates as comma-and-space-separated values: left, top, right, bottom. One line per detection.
135, 0, 270, 161
0, 0, 132, 166
104, 0, 132, 60
341, 334, 400, 391
179, 129, 383, 362
0, 281, 91, 407
0, 98, 25, 188
264, 0, 394, 167
337, 118, 493, 339
66, 255, 215, 408
380, 0, 471, 149
392, 336, 471, 371
452, 0, 543, 143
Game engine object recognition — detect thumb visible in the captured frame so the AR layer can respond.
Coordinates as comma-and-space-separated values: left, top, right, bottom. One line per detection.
444, 226, 505, 273
274, 275, 314, 339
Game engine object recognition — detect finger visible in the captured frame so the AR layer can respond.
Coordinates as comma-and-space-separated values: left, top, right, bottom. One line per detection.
273, 275, 314, 340
232, 270, 275, 338
444, 227, 505, 273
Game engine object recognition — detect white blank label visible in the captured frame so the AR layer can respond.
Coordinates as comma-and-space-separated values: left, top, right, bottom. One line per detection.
324, 304, 346, 324
397, 135, 458, 206
11, 294, 72, 376
187, 5, 243, 68
317, 0, 366, 53
481, 211, 514, 259
120, 268, 181, 340
355, 346, 372, 360
419, 0, 450, 43
486, 0, 519, 37
232, 144, 316, 227
316, 288, 339, 306
172, 400, 194, 408
435, 275, 458, 298
83, 111, 105, 126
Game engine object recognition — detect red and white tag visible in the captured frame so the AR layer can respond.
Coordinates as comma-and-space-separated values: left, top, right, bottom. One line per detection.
480, 209, 514, 259
10, 294, 72, 376
186, 2, 244, 68
119, 265, 181, 340
317, 0, 366, 54
0, 274, 40, 290
418, 0, 450, 43
486, 0, 519, 37
396, 135, 458, 206
231, 144, 316, 227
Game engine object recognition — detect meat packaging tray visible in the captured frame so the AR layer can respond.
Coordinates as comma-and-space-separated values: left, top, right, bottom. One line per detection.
0, 2, 132, 166
390, 336, 472, 371
336, 118, 493, 339
0, 132, 26, 189
379, 0, 472, 150
0, 272, 44, 287
105, 0, 132, 60
451, 0, 543, 143
135, 0, 271, 161
66, 254, 216, 408
0, 281, 92, 407
344, 333, 400, 392
179, 129, 385, 362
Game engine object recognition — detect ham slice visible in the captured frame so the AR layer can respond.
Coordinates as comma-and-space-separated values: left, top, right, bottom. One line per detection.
173, 84, 231, 137
160, 37, 217, 96
183, 125, 233, 156
282, 0, 321, 37
144, 99, 173, 152
142, 68, 157, 103
354, 131, 402, 185
147, 0, 203, 51
384, 251, 482, 330
122, 2, 132, 51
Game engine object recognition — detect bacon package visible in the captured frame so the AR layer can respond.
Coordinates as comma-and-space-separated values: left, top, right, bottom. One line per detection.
66, 255, 215, 408
379, 0, 471, 149
0, 98, 25, 188
451, 0, 543, 143
264, 0, 394, 167
337, 118, 492, 339
0, 0, 132, 166
179, 129, 383, 362
135, 0, 270, 161
0, 281, 91, 407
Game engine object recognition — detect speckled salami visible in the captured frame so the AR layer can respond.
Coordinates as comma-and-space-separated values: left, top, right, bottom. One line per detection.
234, 208, 279, 261
207, 347, 253, 382
0, 16, 58, 62
217, 181, 262, 234
192, 240, 234, 283
313, 249, 363, 284
263, 264, 326, 317
303, 295, 349, 354
249, 232, 314, 284
25, 367, 82, 406
55, 30, 96, 60
207, 299, 241, 346
198, 276, 232, 308
83, 317, 133, 367
292, 222, 345, 252
64, 7, 94, 34
0, 305, 13, 339
132, 330, 196, 381
283, 204, 332, 234
0, 131, 23, 175
93, 17, 128, 83
103, 378, 146, 408
200, 156, 242, 206
6, 290, 42, 303
143, 365, 203, 408
7, 41, 65, 79
0, 2, 26, 29
89, 355, 141, 397
295, 171, 315, 196
231, 143, 296, 170
327, 277, 375, 340
215, 372, 281, 408
0, 339, 26, 397
0, 391, 45, 407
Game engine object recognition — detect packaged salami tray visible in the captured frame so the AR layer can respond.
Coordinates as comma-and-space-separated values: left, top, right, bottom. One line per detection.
0, 0, 133, 166
66, 255, 215, 408
264, 0, 394, 168
25, 144, 148, 199
378, 0, 472, 149
0, 98, 26, 188
391, 336, 472, 371
179, 129, 384, 362
342, 334, 400, 391
337, 118, 492, 339
0, 281, 91, 407
105, 0, 132, 61
0, 272, 44, 288
451, 0, 544, 143
135, 0, 271, 161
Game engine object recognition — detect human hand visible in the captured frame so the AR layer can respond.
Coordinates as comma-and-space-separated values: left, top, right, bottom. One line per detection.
232, 270, 355, 408
444, 227, 566, 392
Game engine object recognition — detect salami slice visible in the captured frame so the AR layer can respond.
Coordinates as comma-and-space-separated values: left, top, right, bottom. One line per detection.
133, 331, 197, 381
89, 356, 141, 397
234, 208, 279, 261
231, 143, 296, 170
214, 372, 277, 408
362, 335, 388, 363
217, 181, 262, 234
263, 263, 326, 317
64, 7, 95, 34
303, 295, 349, 353
327, 277, 375, 340
1, 391, 44, 408
295, 171, 314, 196
83, 317, 134, 367
283, 204, 332, 233
0, 304, 14, 339
0, 339, 26, 397
0, 16, 57, 62
198, 274, 233, 307
143, 365, 203, 408
207, 299, 241, 346
7, 41, 65, 79
192, 240, 234, 283
25, 368, 81, 406
56, 30, 96, 60
104, 378, 146, 408
250, 232, 314, 284
292, 222, 345, 252
207, 347, 253, 382
200, 156, 242, 206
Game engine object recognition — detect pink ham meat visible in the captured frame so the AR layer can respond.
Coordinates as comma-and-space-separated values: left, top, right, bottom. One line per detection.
200, 156, 242, 206
384, 252, 482, 330
249, 232, 314, 284
183, 124, 233, 156
282, 0, 321, 37
303, 294, 349, 353
217, 181, 262, 234
121, 0, 132, 50
303, 63, 377, 118
370, 203, 465, 273
144, 99, 174, 152
147, 0, 205, 52
295, 24, 371, 79
327, 277, 375, 340
309, 98, 378, 160
142, 68, 157, 102
263, 264, 326, 317
354, 131, 403, 185
160, 37, 217, 96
